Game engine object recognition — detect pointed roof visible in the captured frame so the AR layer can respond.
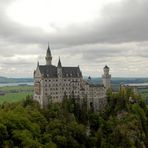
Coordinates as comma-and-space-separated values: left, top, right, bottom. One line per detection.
88, 76, 91, 80
38, 65, 82, 78
104, 65, 109, 69
37, 61, 39, 66
57, 57, 62, 67
46, 44, 51, 56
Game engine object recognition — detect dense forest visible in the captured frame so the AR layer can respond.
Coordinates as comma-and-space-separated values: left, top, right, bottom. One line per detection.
0, 88, 147, 148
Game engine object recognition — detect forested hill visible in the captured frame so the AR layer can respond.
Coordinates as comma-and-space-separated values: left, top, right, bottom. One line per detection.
0, 76, 148, 84
0, 77, 33, 83
0, 88, 147, 147
84, 77, 148, 85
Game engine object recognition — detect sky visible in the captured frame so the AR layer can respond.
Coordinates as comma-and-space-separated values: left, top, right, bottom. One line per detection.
0, 0, 148, 77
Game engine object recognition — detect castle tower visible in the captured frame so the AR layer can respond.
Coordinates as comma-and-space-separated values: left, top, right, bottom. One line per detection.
57, 57, 62, 77
102, 65, 111, 90
45, 44, 52, 65
57, 57, 62, 101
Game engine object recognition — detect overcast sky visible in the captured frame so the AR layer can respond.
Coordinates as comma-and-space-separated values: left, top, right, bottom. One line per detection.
0, 0, 148, 77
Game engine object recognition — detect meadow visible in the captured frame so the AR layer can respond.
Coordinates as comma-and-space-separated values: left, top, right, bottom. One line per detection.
0, 85, 33, 104
0, 84, 147, 104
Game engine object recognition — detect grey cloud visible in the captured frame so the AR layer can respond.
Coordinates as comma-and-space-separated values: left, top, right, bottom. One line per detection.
57, 42, 148, 62
97, 0, 148, 43
33, 0, 148, 46
1, 0, 148, 47
0, 0, 148, 77
0, 0, 147, 48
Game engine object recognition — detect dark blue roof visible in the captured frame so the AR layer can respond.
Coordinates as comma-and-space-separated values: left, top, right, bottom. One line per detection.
38, 65, 82, 78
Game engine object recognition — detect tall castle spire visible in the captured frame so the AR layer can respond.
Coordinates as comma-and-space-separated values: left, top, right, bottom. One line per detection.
45, 44, 52, 65
57, 57, 62, 68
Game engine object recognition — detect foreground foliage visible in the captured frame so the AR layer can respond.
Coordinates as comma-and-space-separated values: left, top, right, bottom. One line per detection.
0, 89, 147, 148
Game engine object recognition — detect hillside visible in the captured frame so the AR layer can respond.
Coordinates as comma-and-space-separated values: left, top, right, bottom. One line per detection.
0, 76, 148, 84
0, 76, 33, 83
85, 77, 148, 84
0, 88, 147, 147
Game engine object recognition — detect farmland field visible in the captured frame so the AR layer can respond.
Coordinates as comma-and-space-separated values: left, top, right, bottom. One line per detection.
0, 85, 33, 104
0, 82, 147, 104
0, 92, 33, 104
0, 85, 33, 92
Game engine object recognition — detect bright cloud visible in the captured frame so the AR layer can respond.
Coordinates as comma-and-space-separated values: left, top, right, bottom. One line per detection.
7, 0, 122, 31
0, 0, 147, 77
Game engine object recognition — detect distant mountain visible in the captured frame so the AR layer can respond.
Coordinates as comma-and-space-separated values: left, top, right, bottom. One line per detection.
0, 76, 33, 83
84, 76, 148, 85
0, 76, 148, 85
111, 77, 148, 84
84, 77, 148, 91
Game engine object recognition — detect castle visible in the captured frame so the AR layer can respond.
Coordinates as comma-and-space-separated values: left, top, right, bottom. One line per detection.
33, 45, 111, 111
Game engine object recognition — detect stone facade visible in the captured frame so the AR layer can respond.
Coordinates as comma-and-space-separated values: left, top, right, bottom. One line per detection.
102, 65, 111, 90
33, 46, 111, 111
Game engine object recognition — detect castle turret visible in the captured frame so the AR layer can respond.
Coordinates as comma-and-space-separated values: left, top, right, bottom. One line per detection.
45, 44, 52, 65
102, 65, 111, 90
57, 57, 62, 101
57, 57, 62, 78
57, 57, 62, 68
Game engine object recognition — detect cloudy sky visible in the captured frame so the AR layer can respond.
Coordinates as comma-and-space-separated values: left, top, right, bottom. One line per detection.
0, 0, 148, 77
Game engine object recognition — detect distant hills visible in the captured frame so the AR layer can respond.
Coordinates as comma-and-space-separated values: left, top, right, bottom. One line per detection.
86, 77, 148, 91
0, 77, 33, 83
0, 76, 148, 85
84, 77, 148, 85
